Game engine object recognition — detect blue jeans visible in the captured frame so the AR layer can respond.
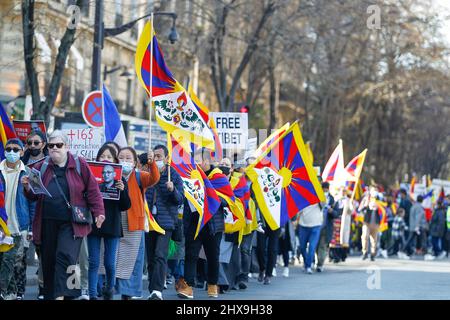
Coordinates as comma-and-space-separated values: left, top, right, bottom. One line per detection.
431, 236, 442, 256
87, 235, 119, 298
298, 226, 321, 269
167, 259, 184, 281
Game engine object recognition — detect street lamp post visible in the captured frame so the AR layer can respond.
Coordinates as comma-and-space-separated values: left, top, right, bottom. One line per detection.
90, 0, 178, 91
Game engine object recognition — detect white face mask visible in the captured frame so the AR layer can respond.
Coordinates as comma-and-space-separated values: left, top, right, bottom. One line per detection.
120, 161, 134, 174
156, 160, 165, 170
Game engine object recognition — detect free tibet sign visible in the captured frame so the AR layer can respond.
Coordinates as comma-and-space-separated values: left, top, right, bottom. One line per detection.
81, 91, 103, 128
210, 112, 248, 149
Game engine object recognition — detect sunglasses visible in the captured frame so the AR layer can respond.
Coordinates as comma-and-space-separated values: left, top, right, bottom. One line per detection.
27, 140, 42, 146
5, 147, 21, 153
48, 143, 65, 149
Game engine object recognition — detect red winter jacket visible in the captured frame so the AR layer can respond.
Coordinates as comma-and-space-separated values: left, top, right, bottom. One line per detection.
25, 152, 105, 245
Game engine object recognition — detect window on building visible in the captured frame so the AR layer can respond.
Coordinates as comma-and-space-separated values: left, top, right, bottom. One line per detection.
115, 0, 123, 27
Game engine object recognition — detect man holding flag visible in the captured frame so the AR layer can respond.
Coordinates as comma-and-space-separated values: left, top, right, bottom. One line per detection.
177, 148, 224, 299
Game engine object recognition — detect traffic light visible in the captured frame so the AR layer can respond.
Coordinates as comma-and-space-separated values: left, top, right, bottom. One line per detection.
239, 105, 249, 113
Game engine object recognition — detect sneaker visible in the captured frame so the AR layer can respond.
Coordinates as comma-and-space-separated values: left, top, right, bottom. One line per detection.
238, 281, 247, 290
263, 276, 271, 285
272, 269, 277, 277
79, 289, 89, 300
16, 294, 24, 300
130, 295, 143, 300
306, 268, 313, 274
4, 293, 17, 300
177, 278, 194, 299
207, 284, 218, 298
424, 254, 435, 261
362, 253, 368, 260
148, 290, 163, 300
381, 250, 388, 259
37, 286, 44, 300
248, 273, 253, 279
438, 251, 447, 260
316, 266, 324, 273
370, 255, 375, 262
257, 272, 264, 282
282, 267, 289, 278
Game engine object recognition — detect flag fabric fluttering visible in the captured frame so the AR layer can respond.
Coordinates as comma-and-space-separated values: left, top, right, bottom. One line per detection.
135, 21, 216, 151
168, 135, 221, 239
0, 102, 17, 160
231, 172, 251, 221
409, 175, 416, 200
188, 87, 223, 161
103, 85, 128, 147
305, 141, 314, 164
208, 168, 245, 237
344, 149, 367, 201
253, 122, 290, 160
144, 199, 165, 234
321, 139, 345, 184
246, 122, 325, 230
0, 182, 13, 252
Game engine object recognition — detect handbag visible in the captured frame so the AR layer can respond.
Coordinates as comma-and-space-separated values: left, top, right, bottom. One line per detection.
53, 173, 93, 225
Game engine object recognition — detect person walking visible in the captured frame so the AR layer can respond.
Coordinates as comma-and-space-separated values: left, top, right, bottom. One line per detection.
145, 144, 184, 300
22, 130, 105, 300
115, 147, 159, 300
87, 144, 131, 300
0, 139, 33, 300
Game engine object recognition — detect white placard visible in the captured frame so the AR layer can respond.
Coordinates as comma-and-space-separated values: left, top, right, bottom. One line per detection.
62, 127, 105, 161
210, 112, 248, 149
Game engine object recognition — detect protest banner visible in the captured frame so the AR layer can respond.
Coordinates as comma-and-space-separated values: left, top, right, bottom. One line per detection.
62, 127, 104, 160
87, 161, 123, 200
13, 120, 47, 144
210, 112, 248, 150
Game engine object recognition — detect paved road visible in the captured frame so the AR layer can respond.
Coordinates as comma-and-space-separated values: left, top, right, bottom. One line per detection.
23, 256, 450, 300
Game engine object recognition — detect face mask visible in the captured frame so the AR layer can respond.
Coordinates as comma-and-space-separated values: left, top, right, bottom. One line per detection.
324, 192, 329, 197
120, 161, 134, 174
5, 151, 20, 164
29, 148, 41, 157
156, 160, 165, 170
219, 166, 230, 176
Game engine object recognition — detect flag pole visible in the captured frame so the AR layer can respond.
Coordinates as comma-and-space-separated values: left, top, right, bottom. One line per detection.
167, 133, 171, 182
148, 13, 154, 150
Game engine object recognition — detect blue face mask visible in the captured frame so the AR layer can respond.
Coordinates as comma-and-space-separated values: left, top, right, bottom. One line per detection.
120, 161, 134, 174
5, 151, 20, 164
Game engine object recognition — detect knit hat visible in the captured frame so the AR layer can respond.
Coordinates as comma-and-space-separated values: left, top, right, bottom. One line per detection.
5, 138, 24, 150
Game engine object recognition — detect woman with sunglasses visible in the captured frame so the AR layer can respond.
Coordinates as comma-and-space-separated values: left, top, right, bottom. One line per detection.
21, 130, 105, 300
87, 144, 131, 300
114, 147, 160, 300
21, 130, 48, 166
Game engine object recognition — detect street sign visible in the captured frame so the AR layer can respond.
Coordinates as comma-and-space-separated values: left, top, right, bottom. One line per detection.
210, 112, 248, 150
62, 127, 104, 160
81, 91, 103, 128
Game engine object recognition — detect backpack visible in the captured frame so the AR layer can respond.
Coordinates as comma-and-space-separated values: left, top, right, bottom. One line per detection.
40, 155, 82, 178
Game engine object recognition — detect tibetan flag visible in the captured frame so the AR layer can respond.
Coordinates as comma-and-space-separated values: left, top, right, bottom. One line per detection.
305, 141, 314, 164
322, 139, 345, 183
168, 136, 221, 239
409, 175, 416, 199
345, 149, 367, 200
0, 102, 17, 160
188, 87, 223, 161
135, 21, 216, 150
208, 168, 245, 235
246, 122, 325, 230
0, 182, 13, 252
144, 200, 165, 235
253, 122, 290, 159
231, 172, 251, 221
376, 200, 388, 232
